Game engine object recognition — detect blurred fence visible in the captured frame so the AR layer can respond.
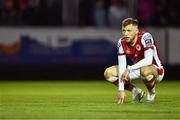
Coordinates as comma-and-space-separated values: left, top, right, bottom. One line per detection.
0, 27, 179, 80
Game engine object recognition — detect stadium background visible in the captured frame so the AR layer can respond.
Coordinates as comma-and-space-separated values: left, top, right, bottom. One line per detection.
1, 0, 180, 119
0, 0, 180, 80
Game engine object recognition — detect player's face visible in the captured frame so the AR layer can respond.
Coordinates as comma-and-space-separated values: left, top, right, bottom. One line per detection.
122, 24, 139, 44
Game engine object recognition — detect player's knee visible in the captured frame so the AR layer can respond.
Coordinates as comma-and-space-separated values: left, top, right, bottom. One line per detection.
104, 68, 117, 82
140, 67, 151, 77
104, 68, 111, 80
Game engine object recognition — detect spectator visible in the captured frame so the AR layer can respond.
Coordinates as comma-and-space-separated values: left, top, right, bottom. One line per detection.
166, 1, 179, 26
18, 0, 27, 16
153, 0, 168, 26
0, 0, 21, 25
39, 0, 62, 26
137, 0, 155, 26
108, 0, 128, 28
93, 0, 107, 27
22, 0, 41, 25
79, 0, 94, 26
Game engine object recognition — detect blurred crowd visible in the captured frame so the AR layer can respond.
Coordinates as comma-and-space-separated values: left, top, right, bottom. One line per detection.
0, 0, 62, 26
0, 0, 179, 27
137, 0, 180, 27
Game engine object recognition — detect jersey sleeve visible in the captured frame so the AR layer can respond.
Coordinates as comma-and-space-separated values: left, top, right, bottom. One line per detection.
117, 39, 126, 91
117, 39, 125, 55
141, 33, 154, 50
128, 49, 153, 70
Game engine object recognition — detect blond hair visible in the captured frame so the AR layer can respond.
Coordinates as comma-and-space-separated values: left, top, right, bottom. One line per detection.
122, 18, 138, 27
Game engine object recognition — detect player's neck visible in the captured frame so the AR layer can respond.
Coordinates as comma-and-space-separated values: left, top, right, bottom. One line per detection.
130, 35, 138, 46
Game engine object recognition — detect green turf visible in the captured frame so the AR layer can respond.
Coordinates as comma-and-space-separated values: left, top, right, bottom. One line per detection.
0, 80, 180, 119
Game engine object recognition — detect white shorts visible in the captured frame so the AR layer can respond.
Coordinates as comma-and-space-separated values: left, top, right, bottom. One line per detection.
129, 66, 164, 83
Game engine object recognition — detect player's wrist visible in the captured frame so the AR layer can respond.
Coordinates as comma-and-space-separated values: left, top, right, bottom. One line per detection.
118, 81, 124, 91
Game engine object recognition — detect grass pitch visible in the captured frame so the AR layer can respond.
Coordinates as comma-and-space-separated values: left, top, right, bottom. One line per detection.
0, 80, 180, 119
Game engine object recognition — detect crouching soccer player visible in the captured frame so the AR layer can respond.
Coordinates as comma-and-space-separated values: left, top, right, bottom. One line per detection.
104, 18, 164, 104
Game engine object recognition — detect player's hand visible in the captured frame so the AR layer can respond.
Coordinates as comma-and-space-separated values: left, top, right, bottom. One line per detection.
117, 91, 126, 104
121, 69, 130, 81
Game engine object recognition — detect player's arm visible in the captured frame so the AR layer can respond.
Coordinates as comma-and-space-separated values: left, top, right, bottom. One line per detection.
118, 55, 126, 90
117, 40, 127, 104
128, 33, 154, 71
128, 49, 153, 70
117, 40, 127, 90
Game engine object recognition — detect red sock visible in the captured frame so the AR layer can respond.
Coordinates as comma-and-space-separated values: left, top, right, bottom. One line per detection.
112, 80, 119, 87
143, 76, 156, 91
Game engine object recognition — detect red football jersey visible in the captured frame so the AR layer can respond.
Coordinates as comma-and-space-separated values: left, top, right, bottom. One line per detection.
118, 31, 162, 68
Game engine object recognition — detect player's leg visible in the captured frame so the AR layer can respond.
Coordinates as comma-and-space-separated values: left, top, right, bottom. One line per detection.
104, 65, 144, 102
104, 65, 119, 86
128, 69, 145, 102
104, 65, 135, 91
140, 65, 164, 103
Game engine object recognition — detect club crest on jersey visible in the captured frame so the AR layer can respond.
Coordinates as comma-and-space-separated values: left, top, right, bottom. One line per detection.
136, 44, 141, 51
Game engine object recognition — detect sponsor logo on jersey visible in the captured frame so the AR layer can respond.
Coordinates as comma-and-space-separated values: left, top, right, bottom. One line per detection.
143, 33, 153, 47
145, 39, 152, 46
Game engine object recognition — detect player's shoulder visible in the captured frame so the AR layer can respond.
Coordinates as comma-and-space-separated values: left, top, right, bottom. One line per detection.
140, 31, 154, 46
117, 37, 125, 48
118, 37, 125, 43
118, 37, 126, 43
140, 31, 153, 41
